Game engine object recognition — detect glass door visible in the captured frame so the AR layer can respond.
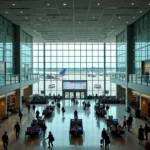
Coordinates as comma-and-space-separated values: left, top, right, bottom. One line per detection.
75, 92, 80, 99
70, 92, 74, 99
81, 92, 85, 99
65, 92, 69, 98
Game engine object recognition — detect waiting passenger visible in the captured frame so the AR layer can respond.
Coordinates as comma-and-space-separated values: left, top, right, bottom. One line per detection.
46, 132, 54, 148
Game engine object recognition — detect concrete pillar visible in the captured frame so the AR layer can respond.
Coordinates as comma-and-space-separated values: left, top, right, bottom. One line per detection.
15, 89, 22, 109
127, 89, 133, 105
23, 85, 32, 101
0, 97, 7, 117
140, 97, 148, 117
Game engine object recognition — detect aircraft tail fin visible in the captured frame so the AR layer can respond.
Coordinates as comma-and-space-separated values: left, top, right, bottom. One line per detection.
59, 68, 66, 76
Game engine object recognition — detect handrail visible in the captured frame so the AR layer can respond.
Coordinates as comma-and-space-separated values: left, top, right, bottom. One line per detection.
110, 73, 126, 81
111, 73, 150, 86
129, 74, 150, 86
0, 74, 39, 86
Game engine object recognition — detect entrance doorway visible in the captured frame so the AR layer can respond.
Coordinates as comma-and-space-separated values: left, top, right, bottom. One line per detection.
64, 91, 86, 99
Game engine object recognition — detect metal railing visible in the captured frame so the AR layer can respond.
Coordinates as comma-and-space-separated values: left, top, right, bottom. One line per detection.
110, 73, 126, 81
21, 74, 39, 81
0, 74, 39, 86
129, 74, 150, 86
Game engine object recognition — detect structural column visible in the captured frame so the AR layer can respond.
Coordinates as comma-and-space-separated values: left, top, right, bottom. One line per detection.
125, 25, 134, 107
15, 89, 22, 109
104, 43, 106, 95
0, 97, 7, 117
43, 43, 46, 96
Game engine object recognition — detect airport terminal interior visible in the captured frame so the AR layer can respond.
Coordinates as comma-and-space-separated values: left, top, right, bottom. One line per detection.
0, 0, 150, 150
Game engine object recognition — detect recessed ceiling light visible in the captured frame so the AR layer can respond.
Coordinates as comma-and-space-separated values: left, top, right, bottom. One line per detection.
148, 3, 150, 5
119, 17, 121, 19
39, 17, 41, 19
25, 17, 28, 19
5, 11, 8, 14
131, 3, 134, 5
66, 17, 68, 19
79, 22, 81, 23
127, 21, 129, 24
20, 11, 23, 14
12, 4, 15, 6
47, 3, 50, 5
112, 26, 114, 28
97, 3, 100, 5
56, 22, 57, 23
140, 10, 142, 13
133, 16, 135, 19
63, 3, 66, 6
93, 17, 95, 19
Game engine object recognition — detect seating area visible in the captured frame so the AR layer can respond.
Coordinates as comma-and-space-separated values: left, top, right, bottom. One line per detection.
69, 119, 84, 136
26, 95, 49, 104
42, 105, 55, 117
94, 103, 107, 117
106, 116, 125, 137
25, 118, 44, 138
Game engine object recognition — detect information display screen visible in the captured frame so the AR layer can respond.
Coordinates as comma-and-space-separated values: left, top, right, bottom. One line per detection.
63, 81, 86, 90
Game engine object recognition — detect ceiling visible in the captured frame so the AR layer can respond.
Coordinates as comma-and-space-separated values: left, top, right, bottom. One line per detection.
0, 0, 150, 43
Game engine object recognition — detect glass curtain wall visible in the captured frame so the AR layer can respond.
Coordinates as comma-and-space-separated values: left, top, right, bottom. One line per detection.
133, 11, 150, 74
21, 30, 33, 75
116, 30, 127, 73
33, 43, 116, 96
0, 15, 14, 74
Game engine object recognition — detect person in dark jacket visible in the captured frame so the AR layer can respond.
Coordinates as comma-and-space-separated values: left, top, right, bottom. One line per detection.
144, 123, 149, 141
32, 104, 36, 112
14, 122, 20, 140
46, 132, 54, 148
42, 123, 47, 137
138, 125, 144, 145
128, 114, 133, 128
74, 109, 78, 118
27, 104, 30, 113
1, 132, 9, 149
127, 114, 133, 132
62, 106, 65, 115
36, 110, 40, 119
101, 128, 107, 146
18, 112, 23, 123
105, 134, 110, 149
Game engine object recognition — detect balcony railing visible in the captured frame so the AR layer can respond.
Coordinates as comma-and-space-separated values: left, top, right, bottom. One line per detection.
0, 74, 39, 86
129, 74, 150, 86
110, 73, 126, 81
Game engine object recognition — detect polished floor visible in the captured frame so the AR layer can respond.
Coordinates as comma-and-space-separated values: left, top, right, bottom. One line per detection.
0, 100, 149, 150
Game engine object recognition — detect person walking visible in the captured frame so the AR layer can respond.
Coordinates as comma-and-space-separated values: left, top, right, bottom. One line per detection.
128, 114, 133, 128
123, 116, 127, 129
127, 114, 133, 132
18, 111, 23, 123
36, 110, 40, 119
105, 134, 110, 150
1, 132, 9, 149
27, 104, 30, 113
74, 109, 78, 118
62, 106, 65, 115
42, 123, 47, 137
138, 125, 144, 145
32, 104, 36, 112
46, 132, 54, 148
144, 123, 149, 141
101, 128, 107, 146
14, 122, 20, 140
